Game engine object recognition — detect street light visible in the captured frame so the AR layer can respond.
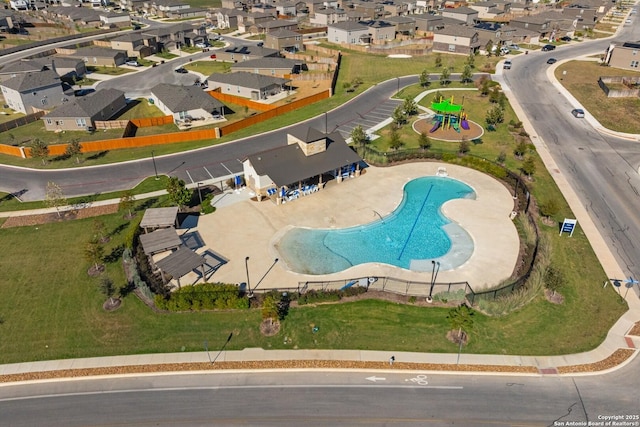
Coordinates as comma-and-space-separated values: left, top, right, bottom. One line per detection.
427, 260, 440, 302
151, 150, 159, 180
197, 182, 203, 205
245, 256, 251, 296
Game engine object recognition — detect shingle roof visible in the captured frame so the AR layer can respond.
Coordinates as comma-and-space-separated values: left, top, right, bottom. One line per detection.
246, 129, 362, 187
259, 19, 297, 29
43, 88, 125, 119
443, 6, 478, 15
435, 25, 478, 38
150, 83, 224, 113
622, 42, 640, 49
0, 60, 46, 74
328, 21, 369, 31
267, 28, 302, 38
72, 46, 127, 58
1, 69, 60, 92
231, 57, 301, 70
223, 45, 279, 57
207, 72, 289, 90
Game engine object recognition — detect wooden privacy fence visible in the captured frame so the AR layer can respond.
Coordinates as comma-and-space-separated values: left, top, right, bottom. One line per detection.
0, 111, 45, 133
207, 90, 274, 112
95, 120, 129, 130
131, 116, 174, 127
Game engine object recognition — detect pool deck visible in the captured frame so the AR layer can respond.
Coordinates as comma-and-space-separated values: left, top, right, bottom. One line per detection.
191, 162, 520, 295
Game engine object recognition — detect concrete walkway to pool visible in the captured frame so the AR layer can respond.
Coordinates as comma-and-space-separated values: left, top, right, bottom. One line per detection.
193, 162, 520, 294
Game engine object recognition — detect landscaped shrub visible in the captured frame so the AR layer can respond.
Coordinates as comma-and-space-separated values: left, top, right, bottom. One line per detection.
155, 283, 249, 312
296, 286, 367, 305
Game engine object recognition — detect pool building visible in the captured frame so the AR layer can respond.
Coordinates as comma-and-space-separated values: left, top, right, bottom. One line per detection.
242, 127, 363, 204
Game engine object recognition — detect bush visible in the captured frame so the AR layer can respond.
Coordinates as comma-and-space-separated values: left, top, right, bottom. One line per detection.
201, 193, 216, 215
155, 282, 249, 312
297, 286, 366, 305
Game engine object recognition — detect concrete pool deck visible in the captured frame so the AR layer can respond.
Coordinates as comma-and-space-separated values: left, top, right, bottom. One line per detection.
194, 162, 520, 294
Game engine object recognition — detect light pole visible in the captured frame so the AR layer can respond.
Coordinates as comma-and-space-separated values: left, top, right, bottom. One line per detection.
324, 111, 328, 134
197, 182, 203, 205
151, 150, 159, 180
245, 256, 251, 296
427, 260, 440, 302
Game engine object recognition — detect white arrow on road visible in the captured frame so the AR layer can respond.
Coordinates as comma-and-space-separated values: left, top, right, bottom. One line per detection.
366, 376, 386, 383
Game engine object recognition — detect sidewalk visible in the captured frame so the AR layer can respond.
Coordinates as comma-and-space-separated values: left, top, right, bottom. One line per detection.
1, 65, 639, 381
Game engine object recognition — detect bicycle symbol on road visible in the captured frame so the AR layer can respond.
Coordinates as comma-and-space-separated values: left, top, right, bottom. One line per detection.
405, 374, 429, 386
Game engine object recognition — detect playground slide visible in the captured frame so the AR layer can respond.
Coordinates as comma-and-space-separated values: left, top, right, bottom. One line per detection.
461, 119, 470, 130
452, 122, 460, 133
429, 120, 441, 133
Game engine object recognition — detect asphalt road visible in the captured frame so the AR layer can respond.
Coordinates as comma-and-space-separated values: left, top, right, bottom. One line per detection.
1, 356, 638, 426
501, 22, 640, 290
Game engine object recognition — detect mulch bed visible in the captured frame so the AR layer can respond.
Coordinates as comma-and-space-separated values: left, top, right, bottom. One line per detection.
556, 349, 635, 374
414, 118, 484, 142
1, 204, 119, 228
629, 321, 640, 336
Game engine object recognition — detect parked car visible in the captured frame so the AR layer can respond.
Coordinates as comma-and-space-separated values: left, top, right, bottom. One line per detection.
209, 54, 217, 59
125, 60, 140, 67
508, 44, 519, 50
571, 108, 585, 118
625, 18, 632, 24
503, 60, 512, 70
542, 44, 556, 51
174, 67, 188, 74
195, 42, 209, 48
560, 36, 572, 42
257, 42, 264, 47
500, 47, 510, 55
546, 58, 557, 64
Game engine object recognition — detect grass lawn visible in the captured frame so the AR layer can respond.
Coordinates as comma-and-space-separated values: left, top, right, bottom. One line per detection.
0, 176, 170, 212
184, 60, 231, 76
87, 66, 136, 76
116, 99, 166, 120
0, 110, 24, 125
155, 51, 179, 60
3, 120, 124, 148
555, 61, 640, 134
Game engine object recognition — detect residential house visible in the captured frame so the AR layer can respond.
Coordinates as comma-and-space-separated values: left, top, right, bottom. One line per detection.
207, 71, 290, 100
473, 22, 516, 49
362, 20, 396, 44
110, 32, 158, 58
231, 57, 304, 77
468, 1, 507, 20
238, 11, 276, 33
440, 7, 479, 25
167, 7, 208, 19
327, 21, 369, 44
562, 6, 600, 31
100, 11, 132, 28
310, 7, 348, 26
381, 1, 409, 17
607, 42, 640, 72
384, 16, 416, 36
432, 25, 481, 55
64, 46, 128, 67
509, 12, 572, 41
149, 84, 225, 123
216, 45, 280, 62
414, 13, 444, 35
349, 1, 384, 20
0, 58, 85, 83
0, 69, 65, 114
0, 10, 17, 32
274, 1, 297, 17
169, 22, 208, 47
220, 0, 245, 9
213, 8, 245, 30
119, 0, 146, 13
265, 29, 304, 52
41, 88, 126, 131
251, 3, 278, 15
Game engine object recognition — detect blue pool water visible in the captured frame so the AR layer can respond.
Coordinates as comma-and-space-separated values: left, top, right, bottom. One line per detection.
275, 176, 476, 275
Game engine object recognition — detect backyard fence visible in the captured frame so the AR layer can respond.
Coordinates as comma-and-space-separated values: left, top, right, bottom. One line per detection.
0, 111, 45, 134
95, 120, 129, 130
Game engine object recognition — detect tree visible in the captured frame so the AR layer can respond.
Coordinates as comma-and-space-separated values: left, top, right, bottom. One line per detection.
485, 40, 494, 57
388, 128, 403, 150
433, 91, 444, 103
402, 97, 419, 116
45, 181, 67, 218
485, 105, 504, 126
465, 52, 475, 69
84, 238, 105, 273
99, 275, 118, 305
446, 304, 475, 343
460, 65, 473, 84
539, 198, 560, 221
544, 266, 564, 296
496, 151, 507, 164
119, 190, 136, 219
30, 138, 49, 165
261, 294, 279, 321
514, 141, 528, 158
434, 53, 442, 67
350, 125, 368, 150
489, 86, 503, 104
522, 156, 536, 177
419, 69, 430, 87
479, 78, 491, 96
65, 138, 83, 164
93, 218, 109, 243
166, 177, 192, 210
418, 132, 431, 151
439, 67, 451, 86
392, 105, 407, 128
458, 138, 470, 155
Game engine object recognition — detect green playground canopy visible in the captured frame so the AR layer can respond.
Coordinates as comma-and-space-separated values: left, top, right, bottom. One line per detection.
431, 99, 463, 113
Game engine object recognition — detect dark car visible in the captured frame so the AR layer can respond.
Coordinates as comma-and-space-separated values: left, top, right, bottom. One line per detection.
560, 36, 572, 42
174, 67, 188, 74
546, 58, 557, 64
571, 108, 585, 118
542, 44, 556, 51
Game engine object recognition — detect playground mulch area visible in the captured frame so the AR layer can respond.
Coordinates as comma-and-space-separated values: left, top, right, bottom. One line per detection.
414, 118, 484, 142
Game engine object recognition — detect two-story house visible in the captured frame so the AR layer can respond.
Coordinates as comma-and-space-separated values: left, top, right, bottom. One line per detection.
265, 29, 304, 52
432, 25, 481, 55
327, 21, 370, 44
110, 32, 158, 58
607, 42, 640, 72
0, 69, 65, 114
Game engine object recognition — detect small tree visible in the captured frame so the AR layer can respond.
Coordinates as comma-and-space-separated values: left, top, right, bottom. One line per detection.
458, 138, 470, 155
99, 275, 118, 305
544, 266, 564, 297
45, 181, 67, 218
485, 105, 504, 126
84, 238, 105, 273
489, 86, 503, 104
392, 105, 407, 128
465, 52, 475, 69
514, 141, 528, 158
461, 65, 473, 84
433, 90, 444, 103
496, 151, 507, 164
539, 198, 560, 221
402, 97, 419, 116
342, 81, 353, 92
485, 40, 494, 57
261, 294, 279, 322
480, 78, 491, 96
434, 53, 442, 67
439, 67, 451, 86
166, 177, 192, 211
93, 218, 109, 243
31, 138, 49, 165
419, 69, 430, 87
350, 125, 368, 150
388, 128, 403, 150
522, 156, 536, 177
65, 138, 83, 164
418, 132, 431, 151
447, 304, 475, 343
119, 190, 136, 219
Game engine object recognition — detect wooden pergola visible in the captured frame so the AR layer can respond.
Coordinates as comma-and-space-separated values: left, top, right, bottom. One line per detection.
140, 207, 179, 233
155, 245, 207, 288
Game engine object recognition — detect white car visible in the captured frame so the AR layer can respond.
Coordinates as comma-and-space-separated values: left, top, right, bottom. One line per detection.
195, 42, 209, 48
508, 44, 520, 50
125, 60, 139, 67
625, 18, 632, 24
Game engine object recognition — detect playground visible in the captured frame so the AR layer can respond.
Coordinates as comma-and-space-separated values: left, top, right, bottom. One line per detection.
413, 96, 483, 142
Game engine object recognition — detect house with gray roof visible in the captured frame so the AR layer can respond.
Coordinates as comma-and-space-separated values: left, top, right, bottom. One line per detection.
242, 128, 363, 201
41, 88, 126, 131
0, 57, 86, 83
265, 28, 304, 52
110, 32, 158, 59
64, 46, 128, 67
433, 25, 481, 55
414, 13, 444, 34
207, 72, 290, 100
362, 20, 396, 44
231, 57, 304, 77
0, 69, 65, 114
327, 21, 369, 44
149, 84, 225, 123
440, 6, 479, 25
216, 45, 280, 62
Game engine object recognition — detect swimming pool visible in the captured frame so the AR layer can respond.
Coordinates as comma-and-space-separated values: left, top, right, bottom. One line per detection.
274, 176, 476, 275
